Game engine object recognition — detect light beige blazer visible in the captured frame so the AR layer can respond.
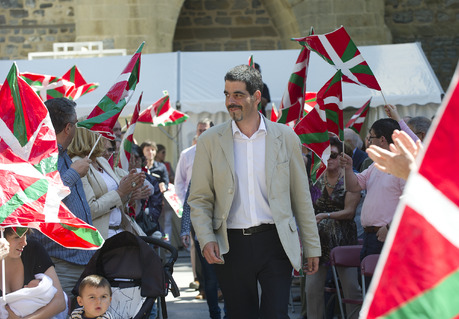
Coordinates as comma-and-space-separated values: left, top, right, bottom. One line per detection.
189, 118, 321, 271
73, 156, 134, 239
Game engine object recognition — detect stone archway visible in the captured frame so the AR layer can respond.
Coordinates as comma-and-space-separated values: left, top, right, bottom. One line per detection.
74, 0, 186, 54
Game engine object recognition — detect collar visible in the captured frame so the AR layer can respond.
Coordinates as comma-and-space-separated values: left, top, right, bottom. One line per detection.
231, 113, 267, 138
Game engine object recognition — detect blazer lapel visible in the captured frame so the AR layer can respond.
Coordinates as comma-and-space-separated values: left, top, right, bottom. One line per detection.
218, 121, 235, 179
265, 119, 282, 195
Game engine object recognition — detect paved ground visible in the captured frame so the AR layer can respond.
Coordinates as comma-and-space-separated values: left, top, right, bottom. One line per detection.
162, 249, 305, 319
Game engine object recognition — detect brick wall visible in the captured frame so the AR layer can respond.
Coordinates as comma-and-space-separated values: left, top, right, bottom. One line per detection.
173, 0, 282, 51
384, 0, 459, 90
0, 0, 76, 60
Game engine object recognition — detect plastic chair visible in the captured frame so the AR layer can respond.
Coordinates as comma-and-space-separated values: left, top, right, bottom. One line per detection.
361, 254, 380, 299
330, 245, 363, 319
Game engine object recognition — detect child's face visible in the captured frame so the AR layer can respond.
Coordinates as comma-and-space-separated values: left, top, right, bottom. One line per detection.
77, 286, 112, 318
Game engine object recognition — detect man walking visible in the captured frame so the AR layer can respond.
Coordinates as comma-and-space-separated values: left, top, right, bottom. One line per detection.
189, 65, 320, 319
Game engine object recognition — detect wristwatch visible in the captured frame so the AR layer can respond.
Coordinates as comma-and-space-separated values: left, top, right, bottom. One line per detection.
327, 213, 331, 219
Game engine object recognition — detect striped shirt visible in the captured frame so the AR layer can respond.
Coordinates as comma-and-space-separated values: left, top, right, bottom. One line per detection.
32, 145, 95, 265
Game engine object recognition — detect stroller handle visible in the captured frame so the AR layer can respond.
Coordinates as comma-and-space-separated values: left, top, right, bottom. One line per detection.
140, 236, 178, 268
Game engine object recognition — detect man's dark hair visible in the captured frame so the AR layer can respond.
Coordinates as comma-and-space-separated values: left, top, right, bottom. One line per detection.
224, 64, 263, 95
44, 98, 76, 134
370, 118, 400, 144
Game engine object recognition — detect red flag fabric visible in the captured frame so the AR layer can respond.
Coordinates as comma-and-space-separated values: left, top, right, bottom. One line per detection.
270, 103, 278, 122
0, 63, 103, 249
20, 72, 75, 101
119, 93, 142, 171
346, 98, 371, 134
316, 70, 344, 140
277, 47, 311, 124
62, 65, 99, 100
361, 65, 459, 318
299, 26, 381, 91
137, 92, 189, 127
77, 42, 144, 140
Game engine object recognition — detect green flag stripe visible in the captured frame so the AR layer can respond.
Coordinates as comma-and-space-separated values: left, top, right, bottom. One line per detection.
289, 73, 304, 88
0, 179, 49, 223
46, 89, 65, 99
383, 269, 459, 319
156, 97, 169, 115
350, 64, 374, 76
298, 131, 329, 145
341, 41, 358, 63
61, 223, 104, 246
156, 116, 189, 127
33, 154, 58, 175
69, 67, 76, 83
8, 66, 28, 146
325, 109, 340, 126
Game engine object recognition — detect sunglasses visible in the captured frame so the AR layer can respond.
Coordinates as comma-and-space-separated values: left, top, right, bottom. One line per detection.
329, 152, 340, 159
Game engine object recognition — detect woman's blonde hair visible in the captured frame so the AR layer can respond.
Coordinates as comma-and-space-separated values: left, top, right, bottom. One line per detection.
68, 117, 107, 159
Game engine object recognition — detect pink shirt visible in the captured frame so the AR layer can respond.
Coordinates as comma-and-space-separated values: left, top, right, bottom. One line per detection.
357, 164, 406, 227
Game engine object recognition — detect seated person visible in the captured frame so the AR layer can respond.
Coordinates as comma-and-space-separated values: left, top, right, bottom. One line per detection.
71, 275, 113, 319
0, 227, 66, 318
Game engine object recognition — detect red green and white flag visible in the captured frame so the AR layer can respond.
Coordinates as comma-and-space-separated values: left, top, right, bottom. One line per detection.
361, 66, 459, 319
303, 92, 318, 116
270, 103, 279, 122
77, 42, 144, 140
277, 46, 311, 125
294, 106, 330, 183
119, 93, 142, 171
0, 63, 104, 249
317, 70, 344, 141
137, 91, 189, 127
248, 55, 254, 68
20, 72, 76, 101
299, 26, 381, 91
346, 97, 371, 134
62, 65, 99, 100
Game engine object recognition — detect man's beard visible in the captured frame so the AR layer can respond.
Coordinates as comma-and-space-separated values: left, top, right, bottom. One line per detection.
228, 104, 243, 122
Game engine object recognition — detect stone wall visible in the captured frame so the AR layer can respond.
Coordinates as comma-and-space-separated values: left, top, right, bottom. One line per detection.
173, 0, 282, 51
0, 0, 76, 60
384, 0, 459, 90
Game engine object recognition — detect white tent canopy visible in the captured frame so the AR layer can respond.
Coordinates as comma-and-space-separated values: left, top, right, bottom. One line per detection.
0, 42, 444, 159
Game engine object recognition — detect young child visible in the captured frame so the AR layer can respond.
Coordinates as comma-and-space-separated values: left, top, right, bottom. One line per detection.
71, 275, 113, 319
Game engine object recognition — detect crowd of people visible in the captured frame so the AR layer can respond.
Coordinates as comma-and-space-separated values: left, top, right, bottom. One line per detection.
0, 62, 432, 319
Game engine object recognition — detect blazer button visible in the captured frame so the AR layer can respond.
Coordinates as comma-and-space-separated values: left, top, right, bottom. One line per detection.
228, 188, 233, 194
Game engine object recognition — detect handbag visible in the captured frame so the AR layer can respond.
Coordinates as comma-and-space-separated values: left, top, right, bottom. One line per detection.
135, 208, 158, 236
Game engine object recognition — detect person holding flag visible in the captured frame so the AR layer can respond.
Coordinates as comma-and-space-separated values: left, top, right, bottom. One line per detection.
339, 119, 405, 265
32, 97, 96, 299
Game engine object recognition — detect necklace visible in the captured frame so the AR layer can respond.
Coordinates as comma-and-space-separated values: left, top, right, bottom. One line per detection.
324, 172, 340, 189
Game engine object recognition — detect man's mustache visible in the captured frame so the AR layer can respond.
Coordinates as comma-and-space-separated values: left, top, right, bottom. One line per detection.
227, 104, 242, 110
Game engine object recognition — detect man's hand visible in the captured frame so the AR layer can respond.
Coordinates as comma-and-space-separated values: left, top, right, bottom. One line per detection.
130, 185, 151, 201
181, 234, 190, 249
304, 257, 320, 275
338, 152, 353, 171
367, 130, 422, 180
202, 241, 224, 264
384, 104, 402, 122
71, 157, 91, 177
376, 225, 389, 242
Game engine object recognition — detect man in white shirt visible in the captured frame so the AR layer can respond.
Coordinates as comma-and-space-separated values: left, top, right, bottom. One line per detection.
189, 64, 320, 319
175, 118, 212, 203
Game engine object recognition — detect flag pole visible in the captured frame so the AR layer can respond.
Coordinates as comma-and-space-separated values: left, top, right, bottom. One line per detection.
1, 228, 5, 301
380, 90, 388, 106
88, 134, 102, 158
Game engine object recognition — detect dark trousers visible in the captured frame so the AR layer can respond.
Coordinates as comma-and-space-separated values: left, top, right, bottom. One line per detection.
360, 232, 384, 290
195, 239, 226, 319
214, 228, 292, 319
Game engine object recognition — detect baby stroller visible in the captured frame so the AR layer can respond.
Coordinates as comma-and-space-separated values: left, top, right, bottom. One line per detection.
72, 231, 180, 319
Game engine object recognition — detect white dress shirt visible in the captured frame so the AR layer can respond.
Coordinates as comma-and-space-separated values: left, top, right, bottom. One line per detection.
227, 116, 274, 229
175, 145, 196, 203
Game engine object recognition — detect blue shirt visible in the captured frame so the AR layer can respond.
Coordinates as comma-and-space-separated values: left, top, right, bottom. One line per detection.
32, 145, 95, 265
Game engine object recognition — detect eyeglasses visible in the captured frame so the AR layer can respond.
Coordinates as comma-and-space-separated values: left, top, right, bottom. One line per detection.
367, 135, 379, 141
329, 152, 339, 159
107, 147, 115, 153
67, 119, 78, 126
